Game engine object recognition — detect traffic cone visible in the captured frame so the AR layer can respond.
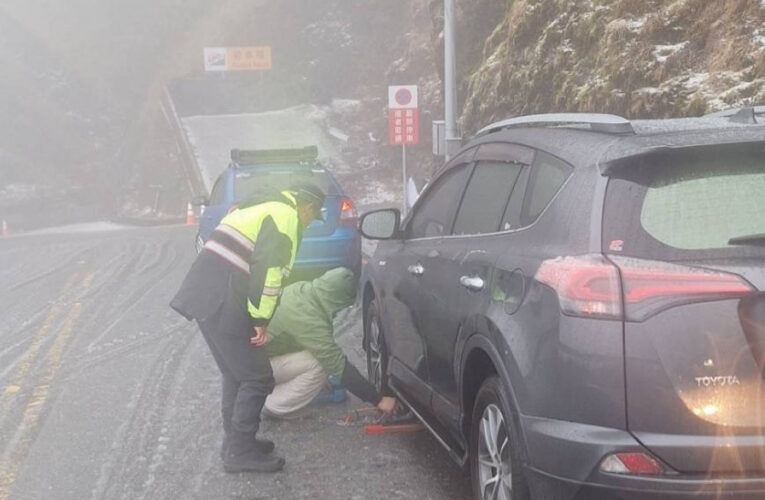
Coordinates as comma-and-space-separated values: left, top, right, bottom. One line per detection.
185, 202, 197, 225
1, 220, 8, 237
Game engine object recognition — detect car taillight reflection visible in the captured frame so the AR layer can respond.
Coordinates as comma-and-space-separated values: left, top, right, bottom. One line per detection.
600, 452, 667, 475
535, 254, 755, 321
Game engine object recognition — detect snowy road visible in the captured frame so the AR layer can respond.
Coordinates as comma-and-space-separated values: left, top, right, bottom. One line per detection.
0, 225, 470, 499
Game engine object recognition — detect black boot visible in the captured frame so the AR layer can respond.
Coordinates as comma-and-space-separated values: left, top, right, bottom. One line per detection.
224, 432, 284, 473
221, 433, 275, 460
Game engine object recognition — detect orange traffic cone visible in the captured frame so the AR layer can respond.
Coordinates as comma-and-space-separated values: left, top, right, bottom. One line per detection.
185, 202, 197, 225
1, 219, 8, 237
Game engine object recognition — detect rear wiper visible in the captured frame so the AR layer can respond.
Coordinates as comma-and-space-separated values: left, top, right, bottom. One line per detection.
728, 233, 765, 246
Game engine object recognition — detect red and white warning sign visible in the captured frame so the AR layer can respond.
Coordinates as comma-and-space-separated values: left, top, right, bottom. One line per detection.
388, 85, 419, 145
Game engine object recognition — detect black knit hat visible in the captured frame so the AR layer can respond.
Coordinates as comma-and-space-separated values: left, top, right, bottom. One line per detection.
290, 182, 325, 216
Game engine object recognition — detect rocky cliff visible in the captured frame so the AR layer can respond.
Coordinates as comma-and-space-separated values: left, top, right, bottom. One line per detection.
417, 0, 765, 135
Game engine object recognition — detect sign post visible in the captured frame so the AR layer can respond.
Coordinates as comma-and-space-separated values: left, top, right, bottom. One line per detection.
388, 85, 419, 216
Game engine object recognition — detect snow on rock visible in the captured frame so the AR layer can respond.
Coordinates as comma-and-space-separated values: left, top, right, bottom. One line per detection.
652, 42, 688, 63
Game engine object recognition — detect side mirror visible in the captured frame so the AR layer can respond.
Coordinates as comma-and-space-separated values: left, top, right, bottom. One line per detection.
191, 195, 209, 207
359, 208, 401, 240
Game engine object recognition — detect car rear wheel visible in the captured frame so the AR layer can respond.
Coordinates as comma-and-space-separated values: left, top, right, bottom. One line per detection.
195, 233, 204, 254
470, 377, 528, 500
364, 298, 388, 394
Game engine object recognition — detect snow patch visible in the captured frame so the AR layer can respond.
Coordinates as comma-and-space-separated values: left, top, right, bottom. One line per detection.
22, 222, 131, 235
626, 17, 647, 31
653, 42, 688, 63
685, 72, 709, 89
182, 104, 348, 192
0, 183, 38, 203
331, 99, 361, 113
357, 180, 398, 206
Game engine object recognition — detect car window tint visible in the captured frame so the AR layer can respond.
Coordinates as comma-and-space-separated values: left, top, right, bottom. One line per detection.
210, 177, 226, 204
500, 166, 530, 231
603, 150, 765, 259
408, 164, 471, 239
642, 173, 765, 249
452, 161, 523, 235
234, 168, 337, 202
522, 152, 572, 225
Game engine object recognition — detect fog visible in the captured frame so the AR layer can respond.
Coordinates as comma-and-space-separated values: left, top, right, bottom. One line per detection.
0, 1, 417, 231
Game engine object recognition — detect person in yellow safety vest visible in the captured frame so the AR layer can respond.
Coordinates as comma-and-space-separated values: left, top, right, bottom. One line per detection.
170, 182, 325, 474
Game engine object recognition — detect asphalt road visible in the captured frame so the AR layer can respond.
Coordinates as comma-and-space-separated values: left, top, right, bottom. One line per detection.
0, 224, 471, 500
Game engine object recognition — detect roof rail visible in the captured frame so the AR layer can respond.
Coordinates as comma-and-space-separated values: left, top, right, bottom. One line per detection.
475, 113, 634, 137
703, 106, 764, 124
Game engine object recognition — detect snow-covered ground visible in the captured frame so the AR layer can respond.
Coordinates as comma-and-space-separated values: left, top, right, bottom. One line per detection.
19, 221, 133, 236
181, 104, 350, 191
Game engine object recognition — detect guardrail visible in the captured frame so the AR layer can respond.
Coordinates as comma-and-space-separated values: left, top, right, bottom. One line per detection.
160, 85, 207, 197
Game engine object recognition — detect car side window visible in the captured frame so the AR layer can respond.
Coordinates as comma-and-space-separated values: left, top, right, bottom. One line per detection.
209, 177, 225, 205
407, 164, 471, 239
452, 161, 523, 235
500, 166, 530, 231
521, 152, 572, 226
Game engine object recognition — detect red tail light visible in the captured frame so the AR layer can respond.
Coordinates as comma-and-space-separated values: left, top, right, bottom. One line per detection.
339, 198, 358, 227
535, 254, 754, 321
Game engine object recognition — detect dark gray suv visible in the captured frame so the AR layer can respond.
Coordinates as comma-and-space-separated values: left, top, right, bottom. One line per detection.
358, 110, 765, 499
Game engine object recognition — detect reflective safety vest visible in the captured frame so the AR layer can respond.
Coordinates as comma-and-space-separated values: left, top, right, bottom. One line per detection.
203, 191, 300, 322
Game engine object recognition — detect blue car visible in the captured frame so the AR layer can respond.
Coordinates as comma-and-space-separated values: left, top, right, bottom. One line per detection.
192, 146, 361, 281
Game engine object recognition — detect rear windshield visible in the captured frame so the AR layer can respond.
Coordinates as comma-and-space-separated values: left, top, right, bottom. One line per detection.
233, 166, 338, 202
603, 148, 765, 260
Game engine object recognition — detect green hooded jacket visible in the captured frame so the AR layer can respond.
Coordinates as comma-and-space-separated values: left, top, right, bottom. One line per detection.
265, 267, 357, 378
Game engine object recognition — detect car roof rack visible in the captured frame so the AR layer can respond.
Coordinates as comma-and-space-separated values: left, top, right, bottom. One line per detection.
703, 106, 764, 124
231, 146, 319, 166
475, 113, 635, 137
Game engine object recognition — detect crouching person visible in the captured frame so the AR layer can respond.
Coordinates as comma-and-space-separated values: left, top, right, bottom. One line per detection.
261, 267, 398, 418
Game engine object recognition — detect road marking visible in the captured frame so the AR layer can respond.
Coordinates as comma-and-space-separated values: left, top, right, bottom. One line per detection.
0, 272, 81, 419
0, 272, 93, 500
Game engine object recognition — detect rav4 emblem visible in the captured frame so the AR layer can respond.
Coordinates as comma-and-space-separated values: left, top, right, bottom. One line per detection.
695, 375, 741, 387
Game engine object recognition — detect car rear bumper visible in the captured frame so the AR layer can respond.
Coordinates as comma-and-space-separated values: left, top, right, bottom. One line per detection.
293, 231, 361, 276
527, 466, 765, 499
522, 415, 765, 499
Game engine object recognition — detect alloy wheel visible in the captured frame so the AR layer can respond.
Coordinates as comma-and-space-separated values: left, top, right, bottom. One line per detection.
367, 314, 383, 393
477, 403, 513, 500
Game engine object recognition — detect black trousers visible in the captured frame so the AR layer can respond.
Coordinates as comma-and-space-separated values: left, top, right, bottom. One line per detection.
198, 297, 275, 436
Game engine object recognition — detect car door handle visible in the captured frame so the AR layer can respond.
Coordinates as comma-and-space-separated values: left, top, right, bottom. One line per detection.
460, 275, 484, 291
408, 264, 424, 276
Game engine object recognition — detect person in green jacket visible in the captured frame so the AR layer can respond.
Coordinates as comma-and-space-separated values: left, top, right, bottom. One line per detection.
260, 267, 399, 418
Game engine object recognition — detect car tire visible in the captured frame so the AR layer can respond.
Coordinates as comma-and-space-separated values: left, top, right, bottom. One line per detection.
470, 376, 529, 500
364, 298, 389, 394
195, 233, 204, 254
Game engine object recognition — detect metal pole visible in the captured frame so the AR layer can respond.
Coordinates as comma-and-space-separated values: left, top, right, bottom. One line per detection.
444, 0, 458, 160
402, 144, 408, 216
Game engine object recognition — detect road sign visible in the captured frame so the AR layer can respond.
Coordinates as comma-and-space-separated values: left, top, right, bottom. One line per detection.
388, 85, 418, 109
388, 85, 419, 146
388, 109, 420, 146
388, 85, 419, 216
204, 47, 272, 72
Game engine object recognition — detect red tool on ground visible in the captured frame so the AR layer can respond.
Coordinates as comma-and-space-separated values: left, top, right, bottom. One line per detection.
364, 422, 423, 435
341, 407, 423, 435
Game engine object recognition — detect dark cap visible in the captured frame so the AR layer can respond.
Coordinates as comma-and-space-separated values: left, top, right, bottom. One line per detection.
289, 182, 325, 217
